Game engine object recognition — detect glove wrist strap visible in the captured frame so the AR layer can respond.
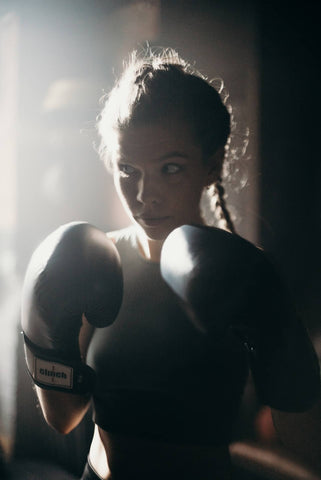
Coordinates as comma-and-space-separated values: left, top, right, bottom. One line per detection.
23, 334, 95, 394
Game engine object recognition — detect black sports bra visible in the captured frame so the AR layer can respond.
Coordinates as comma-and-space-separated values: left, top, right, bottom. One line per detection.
86, 227, 249, 445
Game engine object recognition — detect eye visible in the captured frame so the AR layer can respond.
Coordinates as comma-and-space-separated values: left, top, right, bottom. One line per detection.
118, 163, 136, 177
162, 163, 183, 175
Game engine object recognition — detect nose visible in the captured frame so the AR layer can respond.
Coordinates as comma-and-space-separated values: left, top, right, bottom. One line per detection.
136, 172, 161, 206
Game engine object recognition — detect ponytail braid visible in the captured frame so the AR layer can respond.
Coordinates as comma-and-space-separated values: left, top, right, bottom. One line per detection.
209, 178, 236, 235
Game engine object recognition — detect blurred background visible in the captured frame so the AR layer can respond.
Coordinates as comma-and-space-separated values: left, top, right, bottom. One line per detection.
0, 0, 320, 477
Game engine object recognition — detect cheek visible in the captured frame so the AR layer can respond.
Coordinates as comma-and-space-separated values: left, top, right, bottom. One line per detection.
113, 175, 136, 207
172, 175, 205, 201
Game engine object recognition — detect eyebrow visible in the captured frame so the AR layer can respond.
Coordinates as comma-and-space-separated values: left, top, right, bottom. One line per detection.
117, 150, 189, 163
157, 151, 189, 161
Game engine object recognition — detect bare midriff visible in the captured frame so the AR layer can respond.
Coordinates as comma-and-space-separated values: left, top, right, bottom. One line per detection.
88, 424, 232, 480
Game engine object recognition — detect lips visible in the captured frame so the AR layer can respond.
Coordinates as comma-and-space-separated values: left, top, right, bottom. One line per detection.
136, 215, 170, 227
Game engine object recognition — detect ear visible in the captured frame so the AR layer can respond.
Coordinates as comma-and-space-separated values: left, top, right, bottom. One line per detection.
205, 146, 225, 186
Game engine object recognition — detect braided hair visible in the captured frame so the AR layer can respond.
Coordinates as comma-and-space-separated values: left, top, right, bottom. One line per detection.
97, 47, 236, 233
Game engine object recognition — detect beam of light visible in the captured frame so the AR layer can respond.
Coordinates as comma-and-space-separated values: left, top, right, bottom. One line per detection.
0, 12, 18, 230
0, 11, 20, 458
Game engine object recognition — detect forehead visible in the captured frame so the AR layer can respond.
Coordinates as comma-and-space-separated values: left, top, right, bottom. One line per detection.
116, 121, 201, 162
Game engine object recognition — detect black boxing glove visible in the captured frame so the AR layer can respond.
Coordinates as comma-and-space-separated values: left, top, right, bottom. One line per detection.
160, 224, 320, 412
21, 222, 123, 394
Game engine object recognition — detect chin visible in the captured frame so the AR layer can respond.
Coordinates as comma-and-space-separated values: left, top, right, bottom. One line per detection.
145, 229, 170, 242
139, 224, 174, 242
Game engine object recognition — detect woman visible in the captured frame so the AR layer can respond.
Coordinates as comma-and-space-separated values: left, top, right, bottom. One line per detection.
30, 48, 321, 479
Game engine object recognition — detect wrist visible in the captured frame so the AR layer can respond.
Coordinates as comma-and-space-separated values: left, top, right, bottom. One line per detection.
23, 333, 95, 394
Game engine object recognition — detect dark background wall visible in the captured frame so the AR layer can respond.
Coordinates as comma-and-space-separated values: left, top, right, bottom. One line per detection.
257, 1, 321, 333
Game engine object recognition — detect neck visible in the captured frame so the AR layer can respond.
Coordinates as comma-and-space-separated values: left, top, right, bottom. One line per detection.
135, 215, 206, 263
136, 228, 164, 263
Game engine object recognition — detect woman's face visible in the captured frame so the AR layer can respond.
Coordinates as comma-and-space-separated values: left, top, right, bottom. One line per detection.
112, 121, 216, 241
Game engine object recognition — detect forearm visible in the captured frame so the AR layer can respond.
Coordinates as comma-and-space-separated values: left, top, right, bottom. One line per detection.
31, 318, 95, 434
271, 395, 321, 472
36, 386, 92, 434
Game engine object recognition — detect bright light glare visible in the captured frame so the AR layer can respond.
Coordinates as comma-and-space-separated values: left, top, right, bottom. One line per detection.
161, 227, 194, 302
0, 13, 19, 229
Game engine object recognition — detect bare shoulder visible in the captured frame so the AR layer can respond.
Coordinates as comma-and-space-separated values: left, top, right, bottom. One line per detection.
107, 226, 135, 246
107, 230, 118, 244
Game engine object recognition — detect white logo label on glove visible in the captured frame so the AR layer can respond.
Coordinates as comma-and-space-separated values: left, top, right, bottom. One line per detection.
35, 358, 73, 388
